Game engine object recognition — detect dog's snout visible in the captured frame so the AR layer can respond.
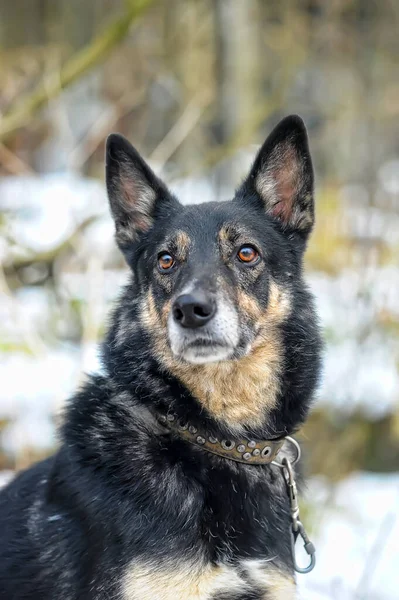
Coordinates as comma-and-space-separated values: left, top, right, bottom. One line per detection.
173, 292, 215, 329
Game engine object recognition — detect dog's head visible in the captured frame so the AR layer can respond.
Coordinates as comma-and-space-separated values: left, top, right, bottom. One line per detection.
105, 116, 320, 430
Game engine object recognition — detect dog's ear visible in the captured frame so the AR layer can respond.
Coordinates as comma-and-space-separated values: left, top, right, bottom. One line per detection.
242, 115, 314, 241
106, 134, 178, 250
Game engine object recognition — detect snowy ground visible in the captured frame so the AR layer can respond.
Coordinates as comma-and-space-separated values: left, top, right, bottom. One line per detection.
298, 473, 399, 600
1, 173, 398, 598
1, 173, 398, 425
1, 265, 398, 445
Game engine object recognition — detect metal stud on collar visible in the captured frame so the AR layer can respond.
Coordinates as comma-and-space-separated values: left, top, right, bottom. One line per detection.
221, 439, 235, 450
157, 411, 286, 465
157, 411, 314, 573
261, 445, 272, 458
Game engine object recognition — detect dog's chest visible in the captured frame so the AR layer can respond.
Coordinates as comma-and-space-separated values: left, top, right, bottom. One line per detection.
122, 559, 295, 600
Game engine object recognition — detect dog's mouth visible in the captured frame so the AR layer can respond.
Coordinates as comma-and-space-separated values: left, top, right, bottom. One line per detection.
176, 339, 235, 364
185, 338, 226, 349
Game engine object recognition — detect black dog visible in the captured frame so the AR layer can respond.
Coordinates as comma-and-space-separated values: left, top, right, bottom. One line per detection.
0, 115, 321, 599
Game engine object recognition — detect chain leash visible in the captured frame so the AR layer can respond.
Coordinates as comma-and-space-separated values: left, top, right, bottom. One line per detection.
272, 437, 316, 574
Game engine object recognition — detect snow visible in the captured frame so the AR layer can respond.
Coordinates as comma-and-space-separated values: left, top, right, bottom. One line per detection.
1, 174, 107, 253
298, 473, 399, 599
0, 172, 398, 598
0, 172, 398, 433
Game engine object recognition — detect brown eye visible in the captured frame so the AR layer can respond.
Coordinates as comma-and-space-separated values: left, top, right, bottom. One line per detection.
158, 252, 175, 271
237, 245, 259, 264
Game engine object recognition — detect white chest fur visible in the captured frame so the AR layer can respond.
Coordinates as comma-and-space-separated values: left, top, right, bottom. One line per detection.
122, 558, 296, 600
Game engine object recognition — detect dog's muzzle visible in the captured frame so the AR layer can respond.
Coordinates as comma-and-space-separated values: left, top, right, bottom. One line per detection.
167, 289, 240, 364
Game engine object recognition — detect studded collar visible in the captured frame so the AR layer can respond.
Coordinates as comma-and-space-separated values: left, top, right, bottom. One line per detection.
157, 411, 286, 465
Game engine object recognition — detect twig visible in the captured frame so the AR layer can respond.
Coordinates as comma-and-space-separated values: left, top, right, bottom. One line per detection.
3, 215, 98, 278
0, 0, 154, 142
67, 90, 145, 171
171, 95, 285, 182
0, 264, 47, 356
149, 94, 211, 170
43, 50, 78, 156
0, 143, 35, 175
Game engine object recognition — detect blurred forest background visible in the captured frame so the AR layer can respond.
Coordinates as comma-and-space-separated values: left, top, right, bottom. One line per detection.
0, 0, 398, 598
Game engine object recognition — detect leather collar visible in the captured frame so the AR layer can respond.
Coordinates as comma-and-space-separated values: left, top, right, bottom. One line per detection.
157, 412, 286, 465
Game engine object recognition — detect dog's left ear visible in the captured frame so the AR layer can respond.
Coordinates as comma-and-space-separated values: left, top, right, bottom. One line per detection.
242, 115, 314, 241
106, 134, 178, 252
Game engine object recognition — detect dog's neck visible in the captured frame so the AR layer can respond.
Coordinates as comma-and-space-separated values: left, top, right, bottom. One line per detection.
104, 338, 288, 441
154, 339, 283, 432
102, 283, 320, 440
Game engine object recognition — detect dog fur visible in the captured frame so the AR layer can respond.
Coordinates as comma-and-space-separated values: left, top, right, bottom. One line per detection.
0, 115, 322, 599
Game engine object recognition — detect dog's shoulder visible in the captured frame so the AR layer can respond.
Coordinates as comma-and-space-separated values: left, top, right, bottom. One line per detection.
0, 456, 63, 597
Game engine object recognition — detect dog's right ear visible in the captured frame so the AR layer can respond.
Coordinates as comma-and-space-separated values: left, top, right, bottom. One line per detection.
240, 115, 314, 244
106, 134, 177, 251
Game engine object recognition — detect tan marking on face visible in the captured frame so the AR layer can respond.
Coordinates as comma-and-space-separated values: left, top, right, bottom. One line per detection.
140, 290, 171, 332
265, 280, 292, 323
161, 298, 172, 327
218, 225, 230, 244
152, 281, 290, 428
173, 230, 191, 261
184, 282, 290, 427
140, 289, 171, 354
237, 289, 262, 320
140, 288, 159, 330
181, 335, 281, 427
218, 225, 238, 263
139, 287, 167, 348
141, 280, 291, 428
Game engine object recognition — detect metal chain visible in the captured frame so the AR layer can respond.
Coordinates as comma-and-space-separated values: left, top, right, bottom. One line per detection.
272, 438, 316, 574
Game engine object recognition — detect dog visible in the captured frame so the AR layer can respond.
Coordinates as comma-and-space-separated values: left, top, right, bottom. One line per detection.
0, 115, 321, 599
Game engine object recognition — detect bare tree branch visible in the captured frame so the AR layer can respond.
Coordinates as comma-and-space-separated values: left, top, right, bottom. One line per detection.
0, 0, 154, 143
149, 94, 211, 171
0, 143, 35, 175
67, 90, 146, 171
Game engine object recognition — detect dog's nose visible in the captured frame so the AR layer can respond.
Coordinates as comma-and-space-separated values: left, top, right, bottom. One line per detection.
172, 292, 216, 329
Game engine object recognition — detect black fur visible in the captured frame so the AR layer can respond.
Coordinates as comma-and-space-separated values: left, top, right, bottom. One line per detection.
0, 115, 322, 599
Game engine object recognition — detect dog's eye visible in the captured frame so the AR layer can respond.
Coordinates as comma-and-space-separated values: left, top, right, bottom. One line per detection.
158, 252, 175, 271
237, 245, 259, 264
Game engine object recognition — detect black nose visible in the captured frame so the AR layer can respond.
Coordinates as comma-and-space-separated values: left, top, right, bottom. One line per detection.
172, 292, 216, 329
